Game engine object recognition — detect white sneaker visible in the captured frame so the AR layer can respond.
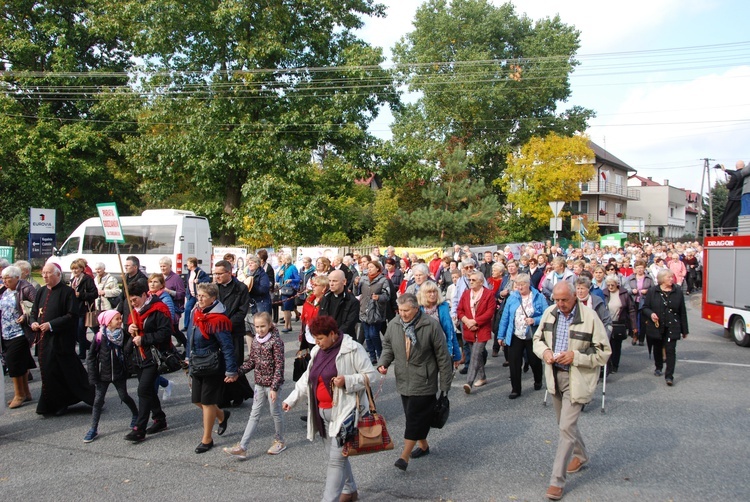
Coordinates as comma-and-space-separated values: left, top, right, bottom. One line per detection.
223, 444, 249, 459
162, 380, 174, 401
267, 440, 287, 455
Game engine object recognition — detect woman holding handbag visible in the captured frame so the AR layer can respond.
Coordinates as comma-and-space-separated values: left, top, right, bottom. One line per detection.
283, 316, 376, 502
70, 259, 98, 360
378, 294, 454, 471
603, 277, 637, 374
186, 282, 238, 453
276, 253, 300, 333
496, 274, 547, 399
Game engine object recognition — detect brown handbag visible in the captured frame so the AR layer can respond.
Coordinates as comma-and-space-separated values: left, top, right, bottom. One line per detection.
342, 375, 393, 457
84, 303, 99, 329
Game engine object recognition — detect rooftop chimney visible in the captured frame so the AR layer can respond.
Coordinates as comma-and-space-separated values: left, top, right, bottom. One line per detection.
647, 177, 652, 180
664, 179, 669, 186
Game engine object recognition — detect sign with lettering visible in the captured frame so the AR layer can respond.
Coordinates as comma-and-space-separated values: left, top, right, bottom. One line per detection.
96, 202, 125, 243
29, 208, 56, 234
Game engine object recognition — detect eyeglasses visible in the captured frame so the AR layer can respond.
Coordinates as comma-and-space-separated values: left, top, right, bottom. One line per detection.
468, 279, 481, 282
463, 266, 475, 270
212, 271, 228, 276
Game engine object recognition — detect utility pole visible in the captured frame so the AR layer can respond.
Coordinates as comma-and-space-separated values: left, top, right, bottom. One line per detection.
697, 158, 715, 237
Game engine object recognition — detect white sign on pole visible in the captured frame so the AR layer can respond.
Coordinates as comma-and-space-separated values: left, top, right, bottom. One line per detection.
548, 201, 565, 217
619, 219, 645, 233
29, 208, 56, 234
549, 217, 563, 231
96, 202, 126, 243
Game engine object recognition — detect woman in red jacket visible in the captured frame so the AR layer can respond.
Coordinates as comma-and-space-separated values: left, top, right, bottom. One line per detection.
457, 271, 496, 394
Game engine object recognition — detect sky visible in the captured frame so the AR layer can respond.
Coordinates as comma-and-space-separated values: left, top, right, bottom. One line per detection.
356, 0, 750, 195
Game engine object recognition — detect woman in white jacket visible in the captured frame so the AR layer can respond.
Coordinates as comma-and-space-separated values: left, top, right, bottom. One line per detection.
283, 315, 376, 502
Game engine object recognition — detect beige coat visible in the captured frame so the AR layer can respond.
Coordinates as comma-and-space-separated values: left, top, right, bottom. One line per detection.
532, 301, 611, 404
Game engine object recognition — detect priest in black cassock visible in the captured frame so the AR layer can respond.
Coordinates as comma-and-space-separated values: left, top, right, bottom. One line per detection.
30, 263, 94, 415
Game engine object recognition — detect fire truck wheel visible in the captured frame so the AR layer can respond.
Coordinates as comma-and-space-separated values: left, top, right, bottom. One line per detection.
730, 316, 750, 347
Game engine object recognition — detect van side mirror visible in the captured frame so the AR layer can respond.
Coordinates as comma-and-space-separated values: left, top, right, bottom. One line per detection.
53, 247, 60, 257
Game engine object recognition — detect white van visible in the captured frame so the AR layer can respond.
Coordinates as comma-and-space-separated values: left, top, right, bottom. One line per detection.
47, 209, 213, 281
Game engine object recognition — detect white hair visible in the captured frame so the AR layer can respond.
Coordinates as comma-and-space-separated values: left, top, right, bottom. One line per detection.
159, 257, 172, 266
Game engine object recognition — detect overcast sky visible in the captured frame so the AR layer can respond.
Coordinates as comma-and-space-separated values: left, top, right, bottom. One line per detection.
356, 0, 750, 194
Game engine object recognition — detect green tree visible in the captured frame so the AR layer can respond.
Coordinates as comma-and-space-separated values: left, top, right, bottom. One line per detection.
103, 0, 398, 245
398, 148, 502, 245
390, 0, 593, 185
0, 1, 140, 234
500, 133, 594, 225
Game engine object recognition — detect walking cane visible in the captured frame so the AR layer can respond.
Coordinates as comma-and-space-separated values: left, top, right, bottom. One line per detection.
601, 364, 607, 413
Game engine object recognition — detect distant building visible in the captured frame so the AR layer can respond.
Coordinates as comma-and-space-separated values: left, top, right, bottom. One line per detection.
627, 176, 695, 239
571, 142, 640, 234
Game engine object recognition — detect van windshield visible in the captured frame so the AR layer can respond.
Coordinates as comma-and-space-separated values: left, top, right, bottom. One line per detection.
83, 226, 176, 255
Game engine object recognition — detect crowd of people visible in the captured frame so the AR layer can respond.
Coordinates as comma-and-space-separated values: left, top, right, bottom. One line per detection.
0, 239, 696, 500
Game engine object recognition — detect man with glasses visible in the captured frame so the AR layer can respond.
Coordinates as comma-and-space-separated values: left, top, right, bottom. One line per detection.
533, 282, 611, 501
212, 260, 252, 407
117, 256, 148, 322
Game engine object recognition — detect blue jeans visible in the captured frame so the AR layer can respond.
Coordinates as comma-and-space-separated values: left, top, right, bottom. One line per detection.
362, 323, 382, 362
742, 193, 750, 216
184, 296, 197, 332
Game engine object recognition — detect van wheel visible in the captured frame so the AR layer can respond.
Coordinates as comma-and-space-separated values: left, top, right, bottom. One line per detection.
730, 316, 750, 347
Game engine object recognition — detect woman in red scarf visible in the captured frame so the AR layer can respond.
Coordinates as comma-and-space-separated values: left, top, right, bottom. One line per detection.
187, 282, 238, 453
124, 281, 173, 442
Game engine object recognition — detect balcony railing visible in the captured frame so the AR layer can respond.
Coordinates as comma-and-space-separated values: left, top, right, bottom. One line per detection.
581, 181, 640, 200
583, 212, 621, 226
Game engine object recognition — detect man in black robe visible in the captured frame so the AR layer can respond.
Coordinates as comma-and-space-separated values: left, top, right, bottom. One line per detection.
720, 163, 744, 233
213, 260, 253, 407
30, 263, 94, 415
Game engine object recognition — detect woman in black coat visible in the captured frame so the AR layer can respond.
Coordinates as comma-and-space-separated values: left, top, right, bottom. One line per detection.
602, 277, 637, 373
70, 259, 98, 359
641, 269, 689, 386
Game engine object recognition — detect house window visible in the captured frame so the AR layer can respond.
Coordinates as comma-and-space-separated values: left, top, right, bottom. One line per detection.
670, 207, 674, 217
599, 200, 607, 215
570, 200, 589, 213
614, 203, 622, 216
615, 174, 623, 187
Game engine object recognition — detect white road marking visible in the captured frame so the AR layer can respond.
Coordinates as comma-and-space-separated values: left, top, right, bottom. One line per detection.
680, 359, 750, 368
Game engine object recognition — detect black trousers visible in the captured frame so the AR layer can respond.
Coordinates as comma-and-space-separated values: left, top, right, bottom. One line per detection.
135, 364, 165, 431
609, 335, 624, 370
652, 336, 678, 379
508, 336, 542, 394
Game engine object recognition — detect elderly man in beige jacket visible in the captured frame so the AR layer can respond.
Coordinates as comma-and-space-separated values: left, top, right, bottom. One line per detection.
533, 281, 611, 501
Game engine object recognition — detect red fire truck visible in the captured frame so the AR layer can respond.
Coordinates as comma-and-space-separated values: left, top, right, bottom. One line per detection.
702, 235, 750, 346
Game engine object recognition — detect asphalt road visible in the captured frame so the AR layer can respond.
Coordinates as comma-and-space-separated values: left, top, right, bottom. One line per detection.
2, 297, 749, 501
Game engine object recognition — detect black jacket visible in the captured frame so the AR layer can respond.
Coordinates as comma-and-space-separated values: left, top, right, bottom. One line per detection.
217, 277, 250, 337
117, 270, 148, 321
87, 331, 131, 383
72, 274, 98, 315
124, 297, 173, 368
318, 290, 360, 337
642, 284, 689, 341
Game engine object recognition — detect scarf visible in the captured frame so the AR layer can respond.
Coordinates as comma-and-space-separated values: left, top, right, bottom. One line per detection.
368, 270, 381, 282
127, 295, 172, 335
423, 304, 438, 321
106, 327, 124, 347
193, 300, 233, 340
256, 325, 277, 344
399, 309, 422, 347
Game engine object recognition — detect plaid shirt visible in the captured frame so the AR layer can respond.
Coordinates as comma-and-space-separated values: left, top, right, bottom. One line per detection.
554, 305, 576, 370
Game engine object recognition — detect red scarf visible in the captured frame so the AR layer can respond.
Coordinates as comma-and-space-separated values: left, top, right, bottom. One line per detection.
193, 308, 232, 340
127, 296, 172, 335
368, 270, 381, 282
